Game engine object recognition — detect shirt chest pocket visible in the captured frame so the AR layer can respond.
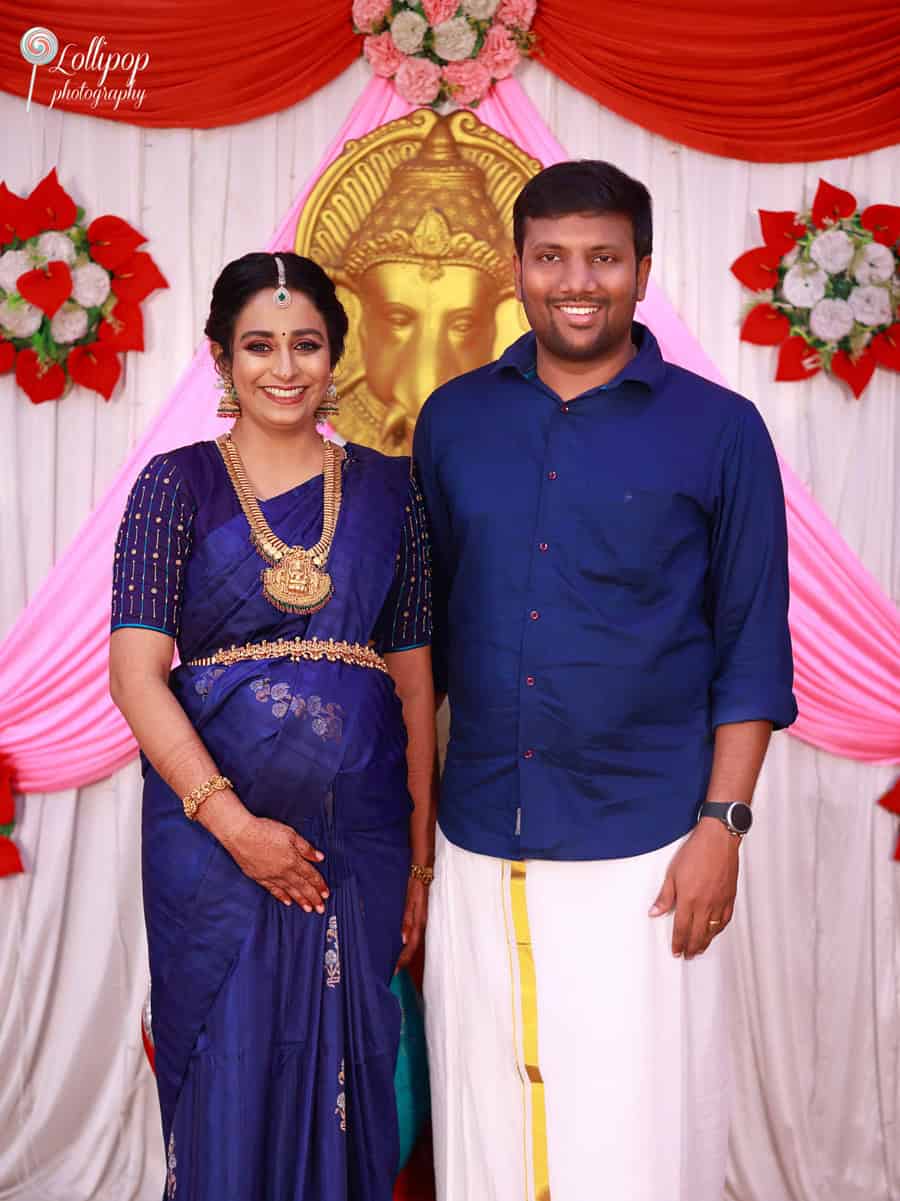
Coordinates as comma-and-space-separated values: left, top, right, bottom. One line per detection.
579, 487, 701, 577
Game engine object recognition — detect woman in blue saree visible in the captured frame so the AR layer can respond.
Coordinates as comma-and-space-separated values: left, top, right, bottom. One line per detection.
109, 252, 436, 1201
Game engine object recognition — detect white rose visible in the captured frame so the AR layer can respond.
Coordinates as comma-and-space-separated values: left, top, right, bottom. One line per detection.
848, 284, 892, 328
854, 242, 895, 286
0, 297, 43, 338
390, 10, 428, 53
36, 231, 76, 265
433, 16, 478, 59
71, 262, 111, 308
50, 301, 89, 344
462, 0, 499, 17
809, 229, 854, 275
809, 298, 854, 343
781, 263, 827, 309
0, 249, 32, 294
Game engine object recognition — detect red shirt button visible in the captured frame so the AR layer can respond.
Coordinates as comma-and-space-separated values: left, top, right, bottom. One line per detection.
539, 542, 549, 552
523, 749, 534, 759
530, 610, 540, 621
526, 676, 535, 686
547, 471, 558, 480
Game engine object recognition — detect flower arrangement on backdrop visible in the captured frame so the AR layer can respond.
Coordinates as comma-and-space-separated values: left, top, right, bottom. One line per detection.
731, 179, 900, 398
0, 169, 167, 404
354, 0, 536, 108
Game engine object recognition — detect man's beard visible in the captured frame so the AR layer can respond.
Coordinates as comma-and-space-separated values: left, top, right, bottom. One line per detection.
536, 300, 623, 362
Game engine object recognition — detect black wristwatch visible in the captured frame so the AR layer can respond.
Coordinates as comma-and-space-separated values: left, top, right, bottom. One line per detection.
698, 801, 753, 837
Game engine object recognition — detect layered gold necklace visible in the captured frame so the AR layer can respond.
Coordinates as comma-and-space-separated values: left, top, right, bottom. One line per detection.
217, 432, 343, 615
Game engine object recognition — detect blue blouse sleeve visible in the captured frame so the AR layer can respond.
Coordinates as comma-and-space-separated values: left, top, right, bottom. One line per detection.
372, 474, 433, 655
111, 453, 195, 638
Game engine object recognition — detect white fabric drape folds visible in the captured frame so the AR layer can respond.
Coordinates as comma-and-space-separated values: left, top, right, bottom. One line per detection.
0, 58, 897, 1201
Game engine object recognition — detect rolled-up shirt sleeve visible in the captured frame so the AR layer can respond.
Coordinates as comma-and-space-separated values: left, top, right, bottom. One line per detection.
708, 402, 797, 731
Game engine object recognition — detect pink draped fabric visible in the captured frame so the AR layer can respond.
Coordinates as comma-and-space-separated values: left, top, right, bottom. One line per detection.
0, 77, 897, 794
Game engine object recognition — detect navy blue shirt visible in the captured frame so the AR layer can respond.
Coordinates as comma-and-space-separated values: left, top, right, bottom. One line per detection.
413, 323, 796, 862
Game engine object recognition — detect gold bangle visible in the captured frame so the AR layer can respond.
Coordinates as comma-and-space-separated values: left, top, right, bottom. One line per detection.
410, 863, 434, 885
182, 774, 232, 820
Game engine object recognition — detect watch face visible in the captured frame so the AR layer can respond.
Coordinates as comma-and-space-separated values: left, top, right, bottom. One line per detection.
727, 802, 753, 834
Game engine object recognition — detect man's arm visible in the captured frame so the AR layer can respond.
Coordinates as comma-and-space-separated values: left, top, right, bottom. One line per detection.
649, 719, 771, 958
650, 400, 794, 958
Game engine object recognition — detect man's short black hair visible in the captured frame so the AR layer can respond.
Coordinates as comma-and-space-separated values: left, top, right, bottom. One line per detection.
513, 161, 653, 262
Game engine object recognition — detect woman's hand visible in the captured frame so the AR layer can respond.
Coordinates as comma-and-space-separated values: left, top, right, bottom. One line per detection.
222, 814, 330, 913
395, 877, 429, 972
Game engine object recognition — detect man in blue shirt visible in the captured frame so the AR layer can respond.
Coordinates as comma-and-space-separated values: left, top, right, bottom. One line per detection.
415, 160, 796, 1201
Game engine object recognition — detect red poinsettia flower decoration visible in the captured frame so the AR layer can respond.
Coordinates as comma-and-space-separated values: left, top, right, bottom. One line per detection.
15, 349, 67, 404
88, 215, 147, 270
110, 252, 168, 303
0, 764, 23, 878
16, 169, 78, 241
16, 261, 73, 318
1, 167, 168, 406
98, 299, 144, 351
811, 179, 856, 229
0, 183, 24, 247
67, 343, 122, 400
731, 179, 900, 400
861, 204, 900, 248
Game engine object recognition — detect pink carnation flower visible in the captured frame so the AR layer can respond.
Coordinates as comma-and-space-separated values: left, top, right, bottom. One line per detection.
364, 32, 405, 77
478, 23, 520, 79
423, 0, 461, 22
443, 59, 492, 106
394, 57, 443, 105
352, 0, 392, 34
495, 0, 536, 29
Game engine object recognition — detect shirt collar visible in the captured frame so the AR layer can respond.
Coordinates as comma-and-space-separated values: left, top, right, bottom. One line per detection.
490, 321, 668, 394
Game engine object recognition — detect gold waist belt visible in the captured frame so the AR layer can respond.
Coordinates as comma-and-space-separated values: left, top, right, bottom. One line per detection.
187, 636, 389, 674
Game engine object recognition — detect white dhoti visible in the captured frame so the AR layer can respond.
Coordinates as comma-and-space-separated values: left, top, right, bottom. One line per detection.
424, 827, 730, 1201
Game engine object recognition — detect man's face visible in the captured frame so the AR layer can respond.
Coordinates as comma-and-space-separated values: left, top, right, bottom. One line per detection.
514, 212, 651, 363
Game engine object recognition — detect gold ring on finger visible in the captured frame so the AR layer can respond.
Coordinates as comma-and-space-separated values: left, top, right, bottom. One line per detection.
708, 919, 721, 927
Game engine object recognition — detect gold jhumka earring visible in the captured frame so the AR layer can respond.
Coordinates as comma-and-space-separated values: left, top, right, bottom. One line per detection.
315, 380, 340, 423
216, 371, 240, 418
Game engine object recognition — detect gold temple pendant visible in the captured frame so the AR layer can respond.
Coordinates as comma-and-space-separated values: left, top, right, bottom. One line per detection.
261, 547, 333, 615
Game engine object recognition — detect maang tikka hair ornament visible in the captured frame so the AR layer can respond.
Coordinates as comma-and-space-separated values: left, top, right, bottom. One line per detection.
273, 255, 292, 308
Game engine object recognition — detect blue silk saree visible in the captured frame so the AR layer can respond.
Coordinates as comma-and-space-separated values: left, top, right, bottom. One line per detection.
112, 441, 430, 1201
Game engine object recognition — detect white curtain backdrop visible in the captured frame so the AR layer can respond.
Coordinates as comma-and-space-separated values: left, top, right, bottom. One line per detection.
0, 57, 897, 1201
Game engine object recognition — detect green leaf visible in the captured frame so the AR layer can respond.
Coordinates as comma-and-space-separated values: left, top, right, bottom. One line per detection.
0, 824, 13, 839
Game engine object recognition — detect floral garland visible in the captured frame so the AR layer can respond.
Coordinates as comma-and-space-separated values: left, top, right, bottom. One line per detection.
0, 169, 167, 404
731, 179, 900, 398
353, 0, 536, 109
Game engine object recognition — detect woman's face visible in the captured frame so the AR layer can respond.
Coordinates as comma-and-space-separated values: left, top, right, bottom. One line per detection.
215, 287, 332, 433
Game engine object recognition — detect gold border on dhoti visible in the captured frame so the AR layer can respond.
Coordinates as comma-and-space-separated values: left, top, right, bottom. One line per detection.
503, 860, 551, 1201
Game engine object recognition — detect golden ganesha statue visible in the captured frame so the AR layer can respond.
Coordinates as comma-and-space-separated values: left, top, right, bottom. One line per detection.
295, 109, 541, 454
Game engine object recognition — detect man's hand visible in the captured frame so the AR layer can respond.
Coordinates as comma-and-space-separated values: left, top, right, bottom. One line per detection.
649, 818, 740, 958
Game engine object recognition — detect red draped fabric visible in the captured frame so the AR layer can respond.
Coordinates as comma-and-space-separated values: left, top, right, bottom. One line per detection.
0, 2, 359, 129
2, 3, 899, 159
532, 0, 900, 162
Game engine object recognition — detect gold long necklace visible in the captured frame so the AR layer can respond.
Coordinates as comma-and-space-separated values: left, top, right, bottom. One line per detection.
217, 432, 342, 615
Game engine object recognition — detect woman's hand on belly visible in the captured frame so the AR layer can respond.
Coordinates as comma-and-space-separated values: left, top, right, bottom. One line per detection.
221, 814, 330, 914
